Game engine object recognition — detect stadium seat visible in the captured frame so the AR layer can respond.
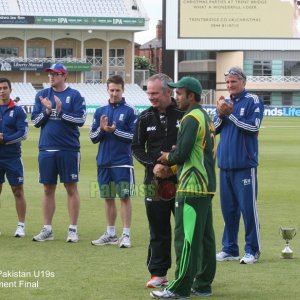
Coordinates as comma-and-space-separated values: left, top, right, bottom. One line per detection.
0, 0, 9, 14
15, 0, 142, 17
11, 82, 37, 105
41, 83, 149, 107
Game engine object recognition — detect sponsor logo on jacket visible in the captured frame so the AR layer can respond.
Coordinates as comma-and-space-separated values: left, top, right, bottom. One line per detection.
147, 126, 156, 131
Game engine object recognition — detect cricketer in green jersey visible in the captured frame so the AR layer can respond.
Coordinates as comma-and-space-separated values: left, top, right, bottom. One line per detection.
151, 77, 217, 299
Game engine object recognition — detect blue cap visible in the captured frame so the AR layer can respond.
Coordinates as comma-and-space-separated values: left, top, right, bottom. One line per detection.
45, 63, 67, 73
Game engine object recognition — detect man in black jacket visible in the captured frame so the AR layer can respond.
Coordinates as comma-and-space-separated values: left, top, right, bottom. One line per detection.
132, 73, 184, 288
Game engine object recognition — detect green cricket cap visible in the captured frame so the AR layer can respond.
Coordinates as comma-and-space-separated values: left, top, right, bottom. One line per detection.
167, 77, 202, 96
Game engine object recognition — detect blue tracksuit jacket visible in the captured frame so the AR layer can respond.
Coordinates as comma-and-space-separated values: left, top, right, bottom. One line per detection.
213, 90, 264, 170
31, 86, 86, 152
0, 99, 28, 158
89, 98, 138, 167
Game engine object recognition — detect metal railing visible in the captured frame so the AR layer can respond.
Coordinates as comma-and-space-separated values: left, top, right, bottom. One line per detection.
0, 57, 52, 63
85, 56, 102, 66
0, 56, 87, 64
0, 56, 124, 67
0, 56, 106, 67
85, 79, 102, 84
109, 57, 125, 67
201, 89, 216, 105
134, 69, 150, 88
247, 76, 300, 83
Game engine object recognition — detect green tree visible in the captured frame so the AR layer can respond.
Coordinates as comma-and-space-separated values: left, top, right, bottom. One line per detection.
134, 56, 156, 76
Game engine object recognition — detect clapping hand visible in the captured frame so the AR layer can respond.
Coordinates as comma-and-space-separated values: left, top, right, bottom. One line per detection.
39, 96, 52, 115
100, 115, 116, 133
217, 96, 233, 117
54, 95, 62, 114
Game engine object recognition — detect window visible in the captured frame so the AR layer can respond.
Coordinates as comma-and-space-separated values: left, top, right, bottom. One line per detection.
284, 61, 300, 76
55, 48, 73, 58
109, 71, 125, 78
109, 48, 124, 66
27, 47, 46, 58
85, 70, 102, 84
85, 48, 102, 66
282, 92, 293, 106
183, 51, 216, 61
179, 73, 216, 90
0, 47, 18, 57
253, 61, 272, 76
253, 91, 271, 106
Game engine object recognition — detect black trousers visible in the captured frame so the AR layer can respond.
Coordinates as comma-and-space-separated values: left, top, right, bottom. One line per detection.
145, 198, 175, 277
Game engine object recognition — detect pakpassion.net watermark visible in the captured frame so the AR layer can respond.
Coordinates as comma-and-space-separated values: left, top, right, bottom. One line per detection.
89, 181, 211, 200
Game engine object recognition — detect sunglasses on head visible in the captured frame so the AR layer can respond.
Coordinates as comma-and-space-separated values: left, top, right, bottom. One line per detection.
224, 70, 246, 80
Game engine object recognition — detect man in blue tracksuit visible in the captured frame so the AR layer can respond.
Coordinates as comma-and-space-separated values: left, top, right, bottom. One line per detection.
90, 75, 137, 248
0, 78, 28, 237
214, 67, 264, 264
31, 63, 86, 243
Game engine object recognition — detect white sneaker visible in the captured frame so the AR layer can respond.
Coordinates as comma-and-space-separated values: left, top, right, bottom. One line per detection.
150, 289, 187, 299
32, 228, 54, 242
91, 232, 118, 246
119, 234, 131, 248
216, 251, 240, 261
240, 253, 258, 264
66, 228, 79, 243
14, 224, 25, 238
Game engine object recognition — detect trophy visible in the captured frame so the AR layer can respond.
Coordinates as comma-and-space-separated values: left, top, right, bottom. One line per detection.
279, 227, 297, 259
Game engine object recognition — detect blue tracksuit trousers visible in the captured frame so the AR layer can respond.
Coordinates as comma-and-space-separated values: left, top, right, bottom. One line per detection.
220, 167, 260, 257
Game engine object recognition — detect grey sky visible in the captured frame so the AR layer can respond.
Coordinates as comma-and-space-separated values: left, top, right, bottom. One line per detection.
135, 0, 162, 44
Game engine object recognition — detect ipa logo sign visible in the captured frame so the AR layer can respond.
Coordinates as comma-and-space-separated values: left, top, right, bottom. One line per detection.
113, 18, 123, 25
58, 18, 68, 23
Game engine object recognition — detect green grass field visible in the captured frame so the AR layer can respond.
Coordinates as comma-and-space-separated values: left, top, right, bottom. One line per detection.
0, 116, 300, 300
